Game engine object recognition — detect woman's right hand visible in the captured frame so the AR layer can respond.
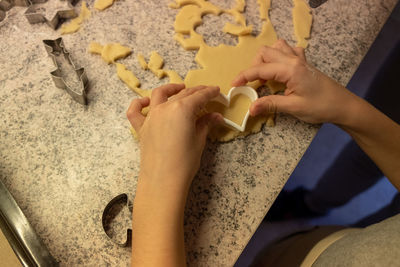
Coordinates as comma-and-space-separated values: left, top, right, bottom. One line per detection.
232, 39, 359, 125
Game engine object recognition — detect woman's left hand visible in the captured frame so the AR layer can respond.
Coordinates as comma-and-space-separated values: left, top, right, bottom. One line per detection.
127, 83, 222, 195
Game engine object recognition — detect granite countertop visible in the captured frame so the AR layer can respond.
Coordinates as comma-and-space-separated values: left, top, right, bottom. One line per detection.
0, 0, 397, 266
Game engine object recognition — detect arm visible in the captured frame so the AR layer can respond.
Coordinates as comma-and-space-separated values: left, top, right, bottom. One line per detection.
337, 96, 400, 189
232, 39, 400, 190
126, 84, 222, 266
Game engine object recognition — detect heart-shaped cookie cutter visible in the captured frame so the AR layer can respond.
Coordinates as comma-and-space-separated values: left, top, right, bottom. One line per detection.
211, 86, 258, 132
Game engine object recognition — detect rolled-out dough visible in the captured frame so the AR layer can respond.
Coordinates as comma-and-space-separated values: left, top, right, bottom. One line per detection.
171, 0, 279, 141
168, 0, 312, 141
88, 0, 312, 142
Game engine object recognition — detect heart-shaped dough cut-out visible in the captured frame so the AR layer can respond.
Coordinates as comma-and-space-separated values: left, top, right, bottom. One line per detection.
209, 86, 258, 132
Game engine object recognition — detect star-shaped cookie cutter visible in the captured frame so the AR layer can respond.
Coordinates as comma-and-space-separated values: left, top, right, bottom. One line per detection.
25, 0, 78, 29
43, 37, 88, 105
0, 0, 32, 23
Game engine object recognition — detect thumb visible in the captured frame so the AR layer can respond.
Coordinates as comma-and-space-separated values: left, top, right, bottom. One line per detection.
250, 95, 292, 116
197, 112, 224, 139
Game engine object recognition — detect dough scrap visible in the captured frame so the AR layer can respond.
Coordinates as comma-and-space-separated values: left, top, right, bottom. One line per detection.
148, 51, 165, 78
257, 0, 271, 20
116, 63, 151, 98
89, 42, 132, 64
139, 52, 184, 84
60, 1, 91, 34
137, 54, 148, 70
293, 0, 312, 48
233, 0, 245, 12
94, 0, 115, 11
88, 42, 103, 54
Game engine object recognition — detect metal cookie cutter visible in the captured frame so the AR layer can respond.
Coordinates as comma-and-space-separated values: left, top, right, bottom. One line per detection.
102, 194, 133, 247
0, 0, 37, 23
211, 86, 258, 132
25, 0, 77, 29
43, 37, 88, 105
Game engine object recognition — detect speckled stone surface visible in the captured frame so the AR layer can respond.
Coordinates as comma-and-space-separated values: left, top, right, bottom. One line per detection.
0, 0, 397, 266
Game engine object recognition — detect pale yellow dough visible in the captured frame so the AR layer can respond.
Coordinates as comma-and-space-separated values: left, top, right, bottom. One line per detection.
88, 42, 132, 64
148, 51, 165, 78
89, 0, 312, 142
94, 0, 115, 11
137, 54, 148, 70
166, 0, 312, 141
138, 52, 184, 84
293, 0, 312, 48
116, 63, 151, 98
60, 1, 91, 34
170, 0, 279, 141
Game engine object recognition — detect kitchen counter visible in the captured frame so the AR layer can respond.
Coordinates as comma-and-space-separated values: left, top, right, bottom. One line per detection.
0, 0, 397, 266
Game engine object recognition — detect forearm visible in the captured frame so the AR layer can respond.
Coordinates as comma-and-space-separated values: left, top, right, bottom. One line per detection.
131, 175, 189, 267
336, 95, 400, 189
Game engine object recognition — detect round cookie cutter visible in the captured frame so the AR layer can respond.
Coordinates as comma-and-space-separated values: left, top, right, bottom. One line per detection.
211, 86, 258, 132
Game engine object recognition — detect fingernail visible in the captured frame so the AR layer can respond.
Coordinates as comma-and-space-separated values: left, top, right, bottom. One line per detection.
231, 77, 239, 86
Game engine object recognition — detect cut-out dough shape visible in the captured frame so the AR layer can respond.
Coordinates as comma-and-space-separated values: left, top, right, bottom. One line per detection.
94, 0, 116, 11
60, 1, 91, 34
293, 0, 312, 48
209, 86, 258, 132
89, 42, 132, 64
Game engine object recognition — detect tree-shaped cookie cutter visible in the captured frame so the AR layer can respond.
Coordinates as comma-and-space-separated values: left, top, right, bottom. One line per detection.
43, 37, 88, 105
211, 86, 258, 132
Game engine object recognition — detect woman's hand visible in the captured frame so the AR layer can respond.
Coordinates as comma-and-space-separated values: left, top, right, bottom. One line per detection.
127, 84, 223, 267
232, 39, 358, 125
233, 39, 400, 191
127, 83, 222, 197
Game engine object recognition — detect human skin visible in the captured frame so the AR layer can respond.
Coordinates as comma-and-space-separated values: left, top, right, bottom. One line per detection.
232, 39, 400, 189
127, 40, 400, 266
127, 84, 223, 267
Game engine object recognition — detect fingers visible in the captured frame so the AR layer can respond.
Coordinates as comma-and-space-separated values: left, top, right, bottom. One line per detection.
127, 97, 150, 131
150, 83, 185, 108
250, 95, 293, 116
232, 62, 287, 86
273, 39, 297, 56
233, 40, 307, 86
251, 45, 287, 66
185, 86, 220, 115
293, 47, 306, 61
196, 112, 224, 139
172, 85, 207, 100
